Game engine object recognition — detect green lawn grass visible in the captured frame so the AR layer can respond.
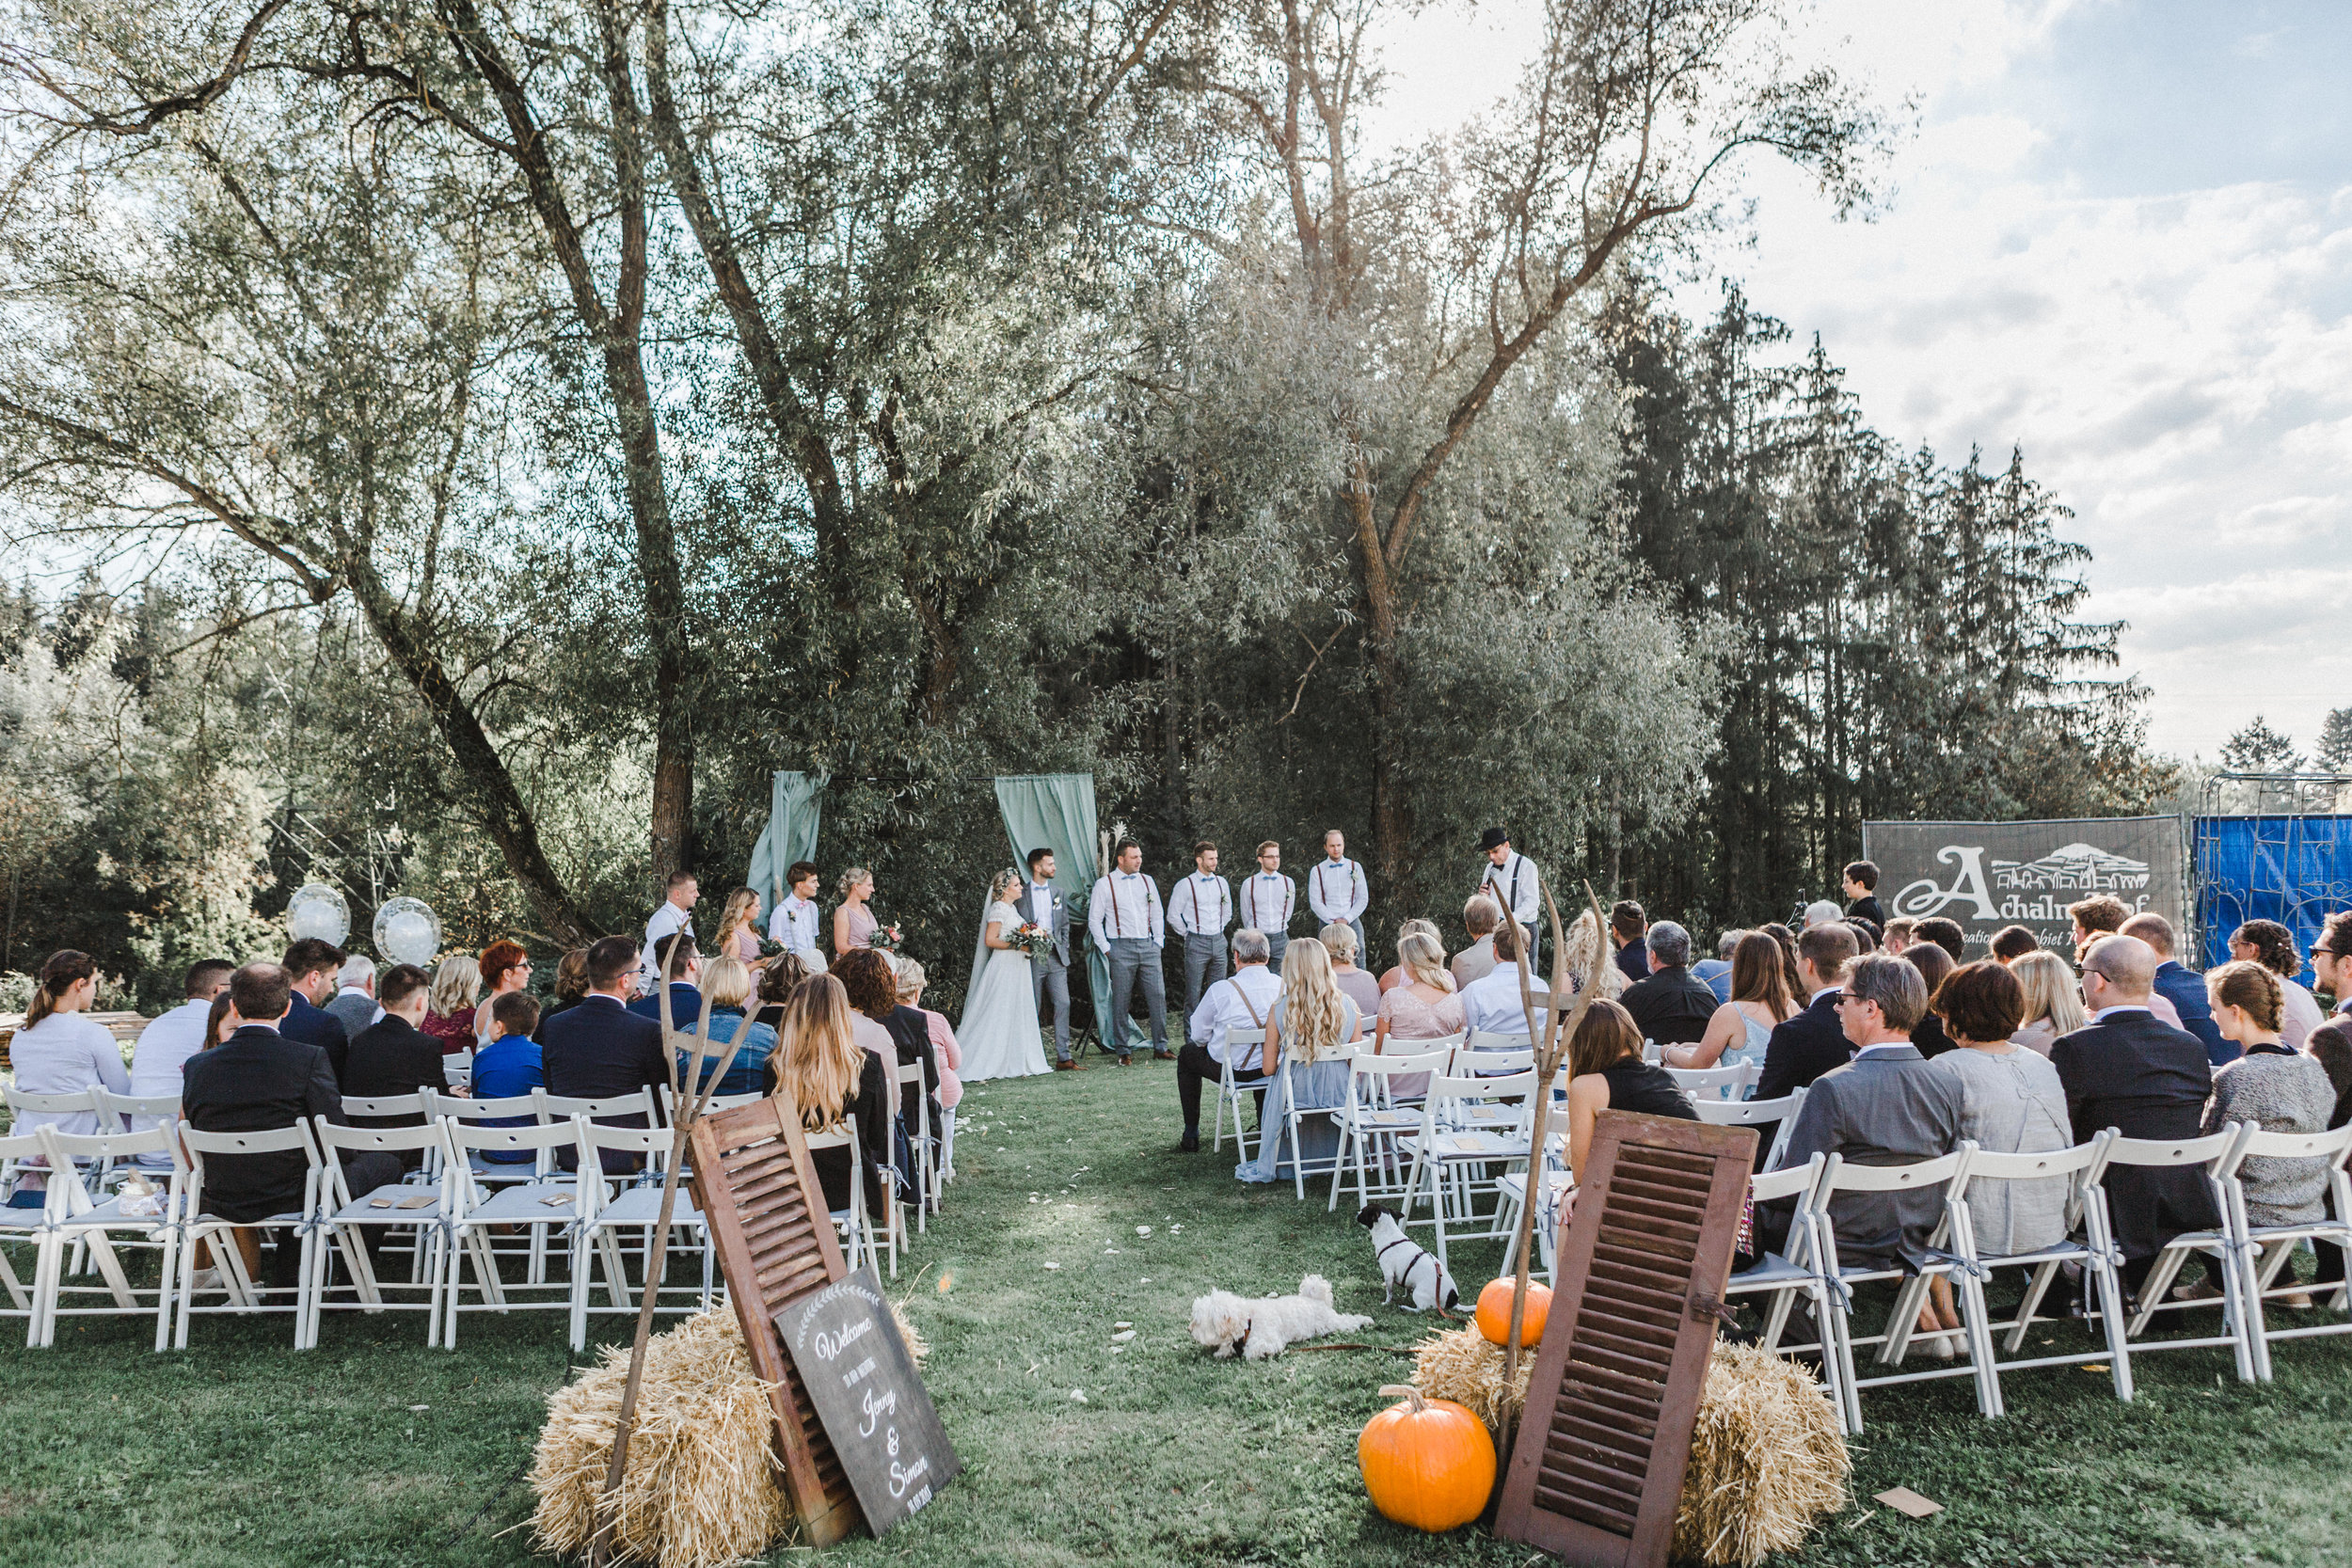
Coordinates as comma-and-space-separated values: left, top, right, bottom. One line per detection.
7, 1062, 2352, 1567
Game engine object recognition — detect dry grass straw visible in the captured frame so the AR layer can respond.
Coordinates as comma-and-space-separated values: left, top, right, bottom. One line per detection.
530, 1301, 931, 1568
1409, 1329, 1848, 1567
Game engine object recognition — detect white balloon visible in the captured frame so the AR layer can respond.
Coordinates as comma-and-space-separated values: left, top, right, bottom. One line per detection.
373, 897, 443, 967
286, 882, 350, 945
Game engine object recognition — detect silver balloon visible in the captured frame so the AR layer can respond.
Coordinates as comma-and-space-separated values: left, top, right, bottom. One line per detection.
286, 881, 350, 945
373, 896, 443, 967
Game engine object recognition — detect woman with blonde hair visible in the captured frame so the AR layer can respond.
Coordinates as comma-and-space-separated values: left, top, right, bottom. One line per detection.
834, 866, 891, 957
2009, 950, 2086, 1056
2205, 961, 2334, 1231
423, 954, 482, 1054
1320, 922, 1380, 1027
1374, 927, 1466, 1100
1238, 936, 1360, 1183
690, 955, 774, 1098
713, 886, 765, 968
1379, 918, 1447, 994
767, 975, 892, 1216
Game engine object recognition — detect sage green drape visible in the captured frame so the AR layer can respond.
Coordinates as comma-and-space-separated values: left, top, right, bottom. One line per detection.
992, 773, 1128, 1052
747, 771, 827, 907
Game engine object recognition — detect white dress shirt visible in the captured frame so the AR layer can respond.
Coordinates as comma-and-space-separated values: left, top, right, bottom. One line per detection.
1089, 871, 1166, 948
1308, 857, 1369, 926
128, 999, 213, 1164
2090, 1004, 2153, 1022
1188, 965, 1284, 1069
642, 899, 691, 981
1459, 968, 1548, 1037
1478, 850, 1541, 931
1239, 871, 1295, 935
767, 895, 827, 969
1169, 872, 1232, 938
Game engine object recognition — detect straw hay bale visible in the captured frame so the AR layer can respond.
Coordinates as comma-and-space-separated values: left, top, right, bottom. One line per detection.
1408, 1329, 1847, 1566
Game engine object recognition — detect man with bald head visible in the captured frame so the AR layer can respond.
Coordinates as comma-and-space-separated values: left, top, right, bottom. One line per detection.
2050, 934, 2220, 1301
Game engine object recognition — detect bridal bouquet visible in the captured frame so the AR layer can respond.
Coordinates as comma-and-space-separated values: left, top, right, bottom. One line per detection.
1007, 922, 1055, 959
866, 924, 906, 953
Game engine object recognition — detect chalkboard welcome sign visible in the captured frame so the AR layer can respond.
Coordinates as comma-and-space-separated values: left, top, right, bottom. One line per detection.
775, 1267, 961, 1536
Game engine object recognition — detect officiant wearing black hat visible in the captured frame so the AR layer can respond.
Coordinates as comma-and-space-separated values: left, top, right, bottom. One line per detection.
1475, 828, 1542, 958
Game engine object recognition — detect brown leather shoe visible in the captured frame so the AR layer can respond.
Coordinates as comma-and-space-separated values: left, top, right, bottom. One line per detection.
1054, 1058, 1081, 1071
1116, 1055, 1135, 1068
1152, 1050, 1178, 1062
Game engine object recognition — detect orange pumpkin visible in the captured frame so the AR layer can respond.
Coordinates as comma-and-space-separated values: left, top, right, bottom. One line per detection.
1475, 1276, 1551, 1346
1359, 1385, 1495, 1532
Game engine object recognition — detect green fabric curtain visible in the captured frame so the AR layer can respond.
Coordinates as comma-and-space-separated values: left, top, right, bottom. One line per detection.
746, 771, 828, 907
992, 773, 1126, 1051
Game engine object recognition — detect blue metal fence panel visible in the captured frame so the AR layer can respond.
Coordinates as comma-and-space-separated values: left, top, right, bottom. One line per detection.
2192, 814, 2352, 970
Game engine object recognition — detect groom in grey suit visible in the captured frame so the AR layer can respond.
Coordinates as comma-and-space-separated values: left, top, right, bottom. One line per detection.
1023, 847, 1076, 1069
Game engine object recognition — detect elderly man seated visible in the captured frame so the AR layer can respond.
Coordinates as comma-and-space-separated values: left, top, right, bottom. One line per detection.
1620, 921, 1720, 1047
1174, 928, 1283, 1153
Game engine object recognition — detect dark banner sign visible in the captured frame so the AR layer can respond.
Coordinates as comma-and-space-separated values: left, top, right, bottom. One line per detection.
1861, 816, 2186, 958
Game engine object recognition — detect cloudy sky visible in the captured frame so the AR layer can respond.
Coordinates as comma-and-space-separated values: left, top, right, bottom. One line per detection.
1367, 0, 2352, 764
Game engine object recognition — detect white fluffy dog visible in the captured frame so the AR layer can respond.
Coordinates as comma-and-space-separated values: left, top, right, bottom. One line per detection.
1357, 1203, 1460, 1313
1189, 1274, 1373, 1360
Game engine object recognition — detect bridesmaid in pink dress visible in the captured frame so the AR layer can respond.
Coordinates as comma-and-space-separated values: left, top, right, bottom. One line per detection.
834, 867, 879, 956
1374, 930, 1465, 1099
714, 887, 765, 966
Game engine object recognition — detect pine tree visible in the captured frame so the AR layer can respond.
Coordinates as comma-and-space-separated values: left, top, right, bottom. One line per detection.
2221, 717, 2303, 773
2317, 707, 2352, 772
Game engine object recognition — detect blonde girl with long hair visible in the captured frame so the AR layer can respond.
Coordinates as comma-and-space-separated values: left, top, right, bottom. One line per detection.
1238, 935, 1362, 1184
1374, 927, 1468, 1099
2010, 950, 2087, 1056
714, 886, 764, 966
769, 975, 891, 1216
423, 954, 482, 1053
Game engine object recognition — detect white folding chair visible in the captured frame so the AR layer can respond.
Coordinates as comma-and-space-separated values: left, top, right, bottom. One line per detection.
309, 1119, 451, 1348
807, 1120, 883, 1280
1214, 1029, 1267, 1156
1802, 1146, 1995, 1433
1398, 1071, 1536, 1273
430, 1090, 549, 1184
1724, 1154, 1842, 1418
1327, 1048, 1454, 1212
1667, 1062, 1762, 1102
2223, 1121, 2352, 1379
2109, 1123, 2260, 1382
0, 1130, 56, 1338
534, 1089, 659, 1180
897, 1058, 932, 1237
176, 1122, 326, 1349
440, 1120, 586, 1345
1694, 1091, 1799, 1140
1257, 1046, 1362, 1200
442, 1050, 474, 1089
30, 1125, 184, 1350
569, 1117, 717, 1350
92, 1087, 183, 1172
1458, 1032, 1534, 1078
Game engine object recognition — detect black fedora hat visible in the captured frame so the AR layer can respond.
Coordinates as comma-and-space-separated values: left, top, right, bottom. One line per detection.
1477, 827, 1510, 852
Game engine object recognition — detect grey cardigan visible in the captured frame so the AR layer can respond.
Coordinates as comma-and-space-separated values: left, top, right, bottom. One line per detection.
2204, 1050, 2336, 1227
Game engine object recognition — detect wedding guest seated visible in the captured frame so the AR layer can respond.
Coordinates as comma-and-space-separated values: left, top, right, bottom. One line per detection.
750, 952, 808, 1033
470, 991, 548, 1162
1238, 938, 1359, 1183
1376, 917, 1445, 996
1800, 899, 1844, 929
1692, 930, 1742, 1005
1844, 918, 1881, 954
1779, 954, 1964, 1270
5, 950, 130, 1206
1447, 899, 1502, 991
1458, 919, 1546, 1040
1620, 921, 1718, 1047
686, 956, 773, 1098
181, 962, 403, 1286
1375, 930, 1468, 1101
2303, 1022, 2352, 1296
1610, 901, 1650, 983
1175, 928, 1282, 1153
2122, 911, 2228, 1065
533, 948, 591, 1041
423, 955, 481, 1055
768, 974, 892, 1219
2050, 934, 2219, 1301
2067, 894, 2130, 961
128, 958, 234, 1166
1666, 932, 1798, 1083
628, 933, 704, 1028
2080, 934, 2186, 1031
327, 955, 379, 1039
1899, 941, 1957, 1058
1563, 999, 1694, 1185
472, 940, 534, 1048
280, 936, 353, 1080
1880, 916, 1918, 956
896, 959, 963, 1175
1320, 923, 1380, 1030
2230, 919, 2326, 1050
1761, 922, 1804, 996
2009, 950, 2086, 1056
2203, 960, 2334, 1235
540, 936, 670, 1172
1917, 960, 2072, 1350
1989, 925, 2040, 964
1913, 918, 1966, 964
2312, 911, 2352, 1021
1756, 922, 1860, 1102
340, 963, 445, 1127
836, 948, 933, 1202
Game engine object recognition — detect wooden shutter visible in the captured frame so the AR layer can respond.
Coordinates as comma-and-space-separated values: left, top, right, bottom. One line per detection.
1495, 1110, 1758, 1567
690, 1098, 860, 1546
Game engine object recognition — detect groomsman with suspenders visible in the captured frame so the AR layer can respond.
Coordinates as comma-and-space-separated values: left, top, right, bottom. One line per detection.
1169, 841, 1234, 1015
1306, 829, 1369, 963
1238, 840, 1298, 974
1477, 827, 1542, 958
1089, 840, 1171, 1065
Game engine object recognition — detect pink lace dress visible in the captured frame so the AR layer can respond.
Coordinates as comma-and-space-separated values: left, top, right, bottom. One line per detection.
1375, 985, 1467, 1100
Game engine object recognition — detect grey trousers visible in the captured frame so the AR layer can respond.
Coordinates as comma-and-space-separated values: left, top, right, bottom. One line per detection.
1264, 932, 1290, 975
1180, 933, 1228, 1015
1031, 958, 1072, 1062
1105, 938, 1168, 1056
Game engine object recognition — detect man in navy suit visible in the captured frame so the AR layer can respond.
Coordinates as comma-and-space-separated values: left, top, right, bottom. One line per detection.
1756, 922, 1862, 1103
543, 935, 671, 1171
2121, 912, 2230, 1066
281, 937, 353, 1084
2051, 934, 2221, 1300
628, 931, 707, 1032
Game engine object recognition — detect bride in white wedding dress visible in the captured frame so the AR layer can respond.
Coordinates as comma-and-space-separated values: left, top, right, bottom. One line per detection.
957, 868, 1052, 1081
